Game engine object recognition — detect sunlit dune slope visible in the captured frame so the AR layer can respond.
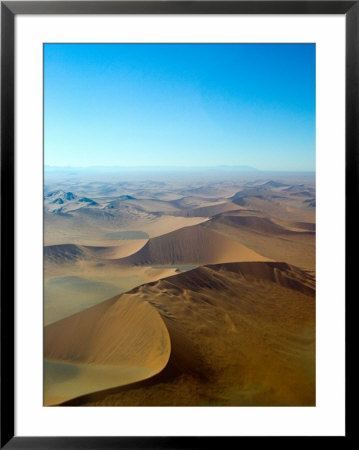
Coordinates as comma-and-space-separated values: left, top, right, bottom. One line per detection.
44, 293, 170, 372
117, 224, 268, 266
204, 214, 315, 271
56, 262, 315, 406
231, 195, 315, 222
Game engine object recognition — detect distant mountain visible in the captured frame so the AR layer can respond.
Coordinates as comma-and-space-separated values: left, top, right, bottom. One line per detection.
44, 190, 100, 213
65, 192, 76, 200
78, 197, 99, 206
260, 180, 289, 188
51, 198, 64, 205
46, 190, 64, 198
230, 187, 276, 202
118, 195, 136, 200
46, 190, 77, 201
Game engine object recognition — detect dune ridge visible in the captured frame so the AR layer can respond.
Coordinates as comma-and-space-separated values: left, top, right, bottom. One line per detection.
44, 293, 171, 370
45, 261, 315, 407
117, 224, 269, 266
203, 214, 315, 271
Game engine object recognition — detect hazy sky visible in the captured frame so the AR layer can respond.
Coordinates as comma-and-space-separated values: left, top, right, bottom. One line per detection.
44, 43, 315, 171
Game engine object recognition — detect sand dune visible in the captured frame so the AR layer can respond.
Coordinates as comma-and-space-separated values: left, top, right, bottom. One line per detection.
44, 292, 171, 405
172, 201, 243, 218
259, 180, 289, 189
44, 244, 88, 264
44, 210, 207, 245
51, 262, 315, 406
117, 224, 269, 266
44, 360, 154, 406
44, 241, 148, 264
139, 215, 208, 238
171, 195, 216, 209
44, 264, 181, 326
180, 184, 237, 199
231, 195, 315, 222
123, 198, 181, 213
270, 219, 316, 232
44, 176, 316, 407
283, 185, 315, 196
81, 242, 148, 259
45, 292, 170, 368
204, 214, 315, 271
212, 215, 314, 236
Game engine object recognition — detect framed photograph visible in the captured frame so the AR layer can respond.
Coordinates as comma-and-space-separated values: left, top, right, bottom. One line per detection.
1, 0, 354, 446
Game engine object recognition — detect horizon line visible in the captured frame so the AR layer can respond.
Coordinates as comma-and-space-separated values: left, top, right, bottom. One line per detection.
44, 165, 315, 172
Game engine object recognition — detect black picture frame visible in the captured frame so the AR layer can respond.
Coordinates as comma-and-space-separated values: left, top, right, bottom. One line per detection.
1, 1, 355, 447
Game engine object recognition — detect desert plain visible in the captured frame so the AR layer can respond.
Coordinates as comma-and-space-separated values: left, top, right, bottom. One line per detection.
43, 168, 315, 406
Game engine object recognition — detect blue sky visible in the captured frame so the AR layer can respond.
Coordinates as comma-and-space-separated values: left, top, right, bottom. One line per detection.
44, 43, 315, 171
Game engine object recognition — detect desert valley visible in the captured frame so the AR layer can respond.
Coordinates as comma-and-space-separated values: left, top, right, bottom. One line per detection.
43, 169, 315, 406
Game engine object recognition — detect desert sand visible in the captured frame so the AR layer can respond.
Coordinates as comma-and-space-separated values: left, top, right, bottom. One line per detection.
45, 262, 315, 406
44, 172, 316, 406
117, 223, 269, 266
